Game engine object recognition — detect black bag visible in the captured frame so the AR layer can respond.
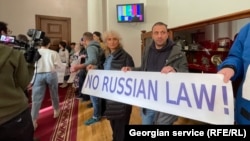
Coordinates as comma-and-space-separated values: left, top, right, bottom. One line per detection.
92, 44, 106, 70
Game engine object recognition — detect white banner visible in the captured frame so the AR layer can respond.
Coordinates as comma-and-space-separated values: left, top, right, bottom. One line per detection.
82, 70, 234, 124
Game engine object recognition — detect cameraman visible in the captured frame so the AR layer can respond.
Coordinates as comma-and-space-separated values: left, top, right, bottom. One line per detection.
0, 21, 35, 140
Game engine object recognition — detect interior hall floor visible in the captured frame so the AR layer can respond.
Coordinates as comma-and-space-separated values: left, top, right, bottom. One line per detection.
76, 98, 142, 141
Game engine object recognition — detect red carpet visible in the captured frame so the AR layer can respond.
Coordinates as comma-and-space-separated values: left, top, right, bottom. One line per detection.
33, 86, 78, 141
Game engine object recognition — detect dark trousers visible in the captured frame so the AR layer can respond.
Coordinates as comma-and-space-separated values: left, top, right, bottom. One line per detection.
78, 69, 90, 100
101, 99, 106, 116
109, 117, 130, 141
0, 108, 34, 141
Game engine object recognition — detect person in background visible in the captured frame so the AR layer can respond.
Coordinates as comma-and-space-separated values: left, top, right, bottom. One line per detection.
68, 43, 82, 90
217, 22, 250, 125
59, 40, 70, 88
16, 34, 32, 98
16, 34, 29, 45
93, 31, 109, 57
0, 21, 35, 141
70, 32, 102, 125
31, 36, 63, 130
62, 39, 71, 53
88, 30, 134, 141
93, 31, 109, 113
75, 37, 89, 101
93, 31, 104, 48
69, 42, 76, 57
122, 22, 188, 125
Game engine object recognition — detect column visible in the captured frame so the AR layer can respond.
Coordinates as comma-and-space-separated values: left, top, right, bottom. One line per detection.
87, 0, 104, 32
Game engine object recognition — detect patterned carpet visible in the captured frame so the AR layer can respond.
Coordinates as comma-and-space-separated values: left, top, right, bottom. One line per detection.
34, 86, 78, 141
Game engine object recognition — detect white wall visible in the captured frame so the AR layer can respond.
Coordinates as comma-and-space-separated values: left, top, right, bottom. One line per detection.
87, 0, 104, 32
0, 0, 88, 43
168, 0, 250, 28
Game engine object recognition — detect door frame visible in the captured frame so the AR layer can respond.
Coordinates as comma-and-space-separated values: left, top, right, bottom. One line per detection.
35, 14, 71, 43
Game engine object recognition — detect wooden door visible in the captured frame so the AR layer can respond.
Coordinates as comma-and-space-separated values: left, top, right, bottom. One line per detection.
35, 15, 71, 51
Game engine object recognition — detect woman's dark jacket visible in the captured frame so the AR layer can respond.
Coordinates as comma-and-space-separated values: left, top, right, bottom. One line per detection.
104, 47, 135, 120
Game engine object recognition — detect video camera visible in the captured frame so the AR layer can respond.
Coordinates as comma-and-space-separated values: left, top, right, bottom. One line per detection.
27, 29, 45, 42
24, 29, 45, 63
0, 29, 45, 63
